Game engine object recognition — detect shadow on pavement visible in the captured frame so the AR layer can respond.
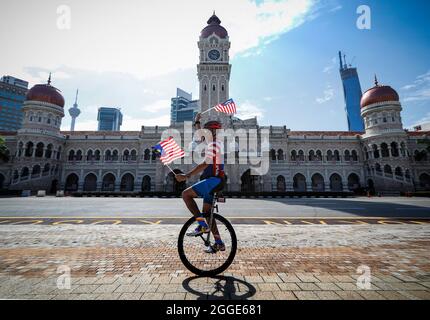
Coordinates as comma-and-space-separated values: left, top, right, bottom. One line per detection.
182, 275, 256, 300
230, 197, 430, 218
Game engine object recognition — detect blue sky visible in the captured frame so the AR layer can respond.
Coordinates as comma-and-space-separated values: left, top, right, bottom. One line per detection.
232, 0, 430, 130
1, 0, 429, 131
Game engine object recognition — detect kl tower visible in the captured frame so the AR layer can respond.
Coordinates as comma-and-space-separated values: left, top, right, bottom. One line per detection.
68, 89, 81, 131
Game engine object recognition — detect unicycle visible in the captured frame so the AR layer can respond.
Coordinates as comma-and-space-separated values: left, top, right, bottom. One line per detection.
177, 193, 237, 276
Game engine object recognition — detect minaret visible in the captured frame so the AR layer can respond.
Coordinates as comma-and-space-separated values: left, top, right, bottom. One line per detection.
68, 89, 81, 131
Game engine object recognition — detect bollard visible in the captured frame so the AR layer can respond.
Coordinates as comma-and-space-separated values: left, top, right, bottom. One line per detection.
37, 190, 46, 197
56, 190, 64, 197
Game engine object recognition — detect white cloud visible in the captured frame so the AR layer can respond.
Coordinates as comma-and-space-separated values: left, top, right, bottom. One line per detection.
316, 84, 334, 104
401, 70, 430, 102
322, 57, 337, 74
237, 101, 264, 119
0, 0, 317, 80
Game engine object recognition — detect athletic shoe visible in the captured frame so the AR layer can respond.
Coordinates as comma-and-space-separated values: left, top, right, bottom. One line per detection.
205, 241, 226, 253
186, 225, 209, 237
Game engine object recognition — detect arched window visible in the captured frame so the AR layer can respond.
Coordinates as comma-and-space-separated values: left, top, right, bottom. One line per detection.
94, 150, 101, 161
293, 173, 306, 192
270, 149, 276, 161
65, 173, 79, 192
419, 173, 430, 189
276, 175, 286, 192
45, 144, 53, 159
277, 149, 284, 161
102, 173, 116, 191
123, 149, 130, 161
86, 150, 94, 161
309, 150, 315, 161
316, 150, 322, 161
351, 150, 358, 161
344, 150, 351, 161
290, 150, 297, 161
83, 173, 97, 191
334, 150, 340, 161
347, 173, 360, 191
298, 150, 305, 161
142, 175, 151, 192
327, 150, 333, 161
329, 173, 343, 192
144, 149, 151, 161
384, 164, 392, 174
76, 150, 83, 161
35, 142, 44, 158
105, 150, 112, 161
372, 144, 380, 159
112, 150, 119, 161
381, 143, 389, 157
311, 173, 325, 192
120, 173, 134, 191
130, 149, 137, 161
68, 150, 75, 161
391, 142, 399, 157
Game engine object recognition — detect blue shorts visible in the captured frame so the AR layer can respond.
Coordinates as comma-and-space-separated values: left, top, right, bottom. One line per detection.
191, 177, 222, 204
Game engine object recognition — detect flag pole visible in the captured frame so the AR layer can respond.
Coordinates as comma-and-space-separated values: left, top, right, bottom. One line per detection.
165, 163, 176, 175
200, 106, 215, 115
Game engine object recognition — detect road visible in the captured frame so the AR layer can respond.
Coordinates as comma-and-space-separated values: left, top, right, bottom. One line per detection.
0, 196, 429, 219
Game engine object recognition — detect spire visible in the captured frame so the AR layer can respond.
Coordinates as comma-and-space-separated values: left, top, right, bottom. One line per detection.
74, 89, 79, 105
374, 74, 379, 86
47, 72, 51, 85
207, 11, 221, 25
338, 51, 343, 70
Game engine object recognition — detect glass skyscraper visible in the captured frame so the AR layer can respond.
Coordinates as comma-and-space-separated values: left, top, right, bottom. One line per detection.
170, 88, 199, 125
0, 75, 28, 131
97, 107, 123, 131
339, 51, 364, 132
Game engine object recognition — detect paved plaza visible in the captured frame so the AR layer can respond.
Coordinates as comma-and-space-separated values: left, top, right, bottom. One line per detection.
0, 197, 429, 300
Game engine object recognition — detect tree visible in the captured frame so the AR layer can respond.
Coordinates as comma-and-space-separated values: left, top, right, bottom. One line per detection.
0, 136, 10, 162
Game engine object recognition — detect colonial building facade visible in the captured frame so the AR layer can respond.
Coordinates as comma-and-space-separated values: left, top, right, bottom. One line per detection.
0, 14, 429, 195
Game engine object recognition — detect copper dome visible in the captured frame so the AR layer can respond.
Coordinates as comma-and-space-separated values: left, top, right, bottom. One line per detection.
26, 82, 65, 108
201, 13, 228, 39
360, 78, 399, 108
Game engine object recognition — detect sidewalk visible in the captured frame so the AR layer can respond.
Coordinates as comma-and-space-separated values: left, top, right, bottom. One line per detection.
0, 224, 429, 300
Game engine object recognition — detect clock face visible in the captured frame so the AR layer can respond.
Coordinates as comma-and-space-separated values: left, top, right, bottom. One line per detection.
208, 49, 220, 61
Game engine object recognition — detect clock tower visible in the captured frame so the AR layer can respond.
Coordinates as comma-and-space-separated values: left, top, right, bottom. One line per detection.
197, 13, 232, 126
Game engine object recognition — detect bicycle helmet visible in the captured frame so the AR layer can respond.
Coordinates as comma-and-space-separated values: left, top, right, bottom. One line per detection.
204, 120, 222, 129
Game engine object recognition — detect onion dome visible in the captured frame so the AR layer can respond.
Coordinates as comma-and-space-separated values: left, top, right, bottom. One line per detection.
201, 12, 228, 39
360, 75, 399, 108
25, 73, 65, 108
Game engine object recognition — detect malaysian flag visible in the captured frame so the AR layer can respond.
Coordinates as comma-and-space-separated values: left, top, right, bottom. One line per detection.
214, 98, 236, 114
152, 137, 185, 165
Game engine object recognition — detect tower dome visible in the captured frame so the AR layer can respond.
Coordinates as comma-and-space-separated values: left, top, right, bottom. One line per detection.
26, 74, 65, 108
360, 76, 399, 109
201, 12, 228, 39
